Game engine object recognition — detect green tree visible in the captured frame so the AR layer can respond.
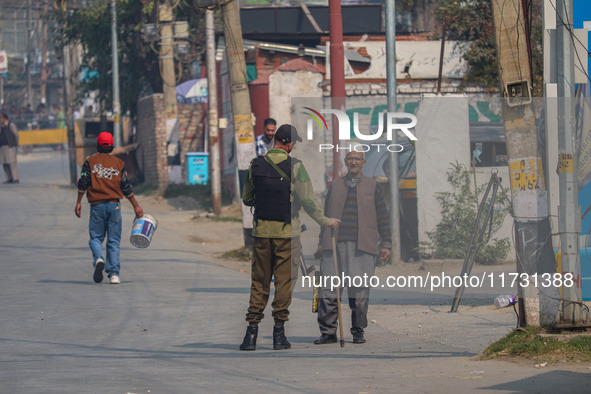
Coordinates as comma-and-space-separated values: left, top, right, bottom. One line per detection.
53, 0, 206, 118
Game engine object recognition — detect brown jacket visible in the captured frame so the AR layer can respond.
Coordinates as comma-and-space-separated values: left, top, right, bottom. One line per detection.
320, 175, 380, 255
78, 153, 132, 203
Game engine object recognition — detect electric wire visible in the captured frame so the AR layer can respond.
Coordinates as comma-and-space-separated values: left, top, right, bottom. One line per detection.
527, 0, 534, 76
515, 0, 525, 85
491, 0, 519, 87
491, 0, 530, 95
562, 0, 591, 84
547, 0, 591, 83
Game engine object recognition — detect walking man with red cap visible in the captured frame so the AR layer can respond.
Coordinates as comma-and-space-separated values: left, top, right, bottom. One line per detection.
74, 132, 143, 284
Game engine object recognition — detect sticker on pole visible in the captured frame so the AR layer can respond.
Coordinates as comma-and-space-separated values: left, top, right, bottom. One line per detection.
558, 153, 574, 174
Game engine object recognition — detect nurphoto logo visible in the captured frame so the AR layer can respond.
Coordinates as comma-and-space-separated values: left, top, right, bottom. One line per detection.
302, 107, 418, 152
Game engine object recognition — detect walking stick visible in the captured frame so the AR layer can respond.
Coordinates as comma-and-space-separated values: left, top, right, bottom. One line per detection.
331, 227, 345, 347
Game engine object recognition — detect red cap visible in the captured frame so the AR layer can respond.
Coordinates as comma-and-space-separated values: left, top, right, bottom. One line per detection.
97, 132, 113, 147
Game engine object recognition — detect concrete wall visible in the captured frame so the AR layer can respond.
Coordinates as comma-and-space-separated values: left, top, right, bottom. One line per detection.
269, 69, 324, 124
415, 96, 471, 245
415, 96, 514, 255
268, 69, 324, 191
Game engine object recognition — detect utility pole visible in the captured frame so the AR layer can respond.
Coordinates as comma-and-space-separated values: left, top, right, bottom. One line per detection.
55, 0, 77, 186
206, 9, 222, 217
556, 0, 586, 325
437, 21, 447, 94
160, 1, 178, 185
71, 45, 78, 115
221, 0, 256, 246
27, 0, 32, 107
492, 0, 559, 327
385, 0, 400, 264
40, 4, 49, 105
111, 0, 121, 147
63, 44, 77, 187
160, 2, 178, 122
328, 0, 345, 179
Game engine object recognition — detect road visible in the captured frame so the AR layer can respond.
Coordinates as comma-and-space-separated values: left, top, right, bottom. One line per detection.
1, 149, 589, 393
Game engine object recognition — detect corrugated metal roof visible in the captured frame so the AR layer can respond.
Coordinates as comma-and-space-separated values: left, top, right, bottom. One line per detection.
217, 37, 370, 63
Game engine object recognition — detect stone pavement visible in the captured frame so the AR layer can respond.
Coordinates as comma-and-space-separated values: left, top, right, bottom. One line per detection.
0, 149, 589, 393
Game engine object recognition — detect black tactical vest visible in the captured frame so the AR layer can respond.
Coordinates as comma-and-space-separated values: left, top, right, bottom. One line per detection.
252, 156, 301, 222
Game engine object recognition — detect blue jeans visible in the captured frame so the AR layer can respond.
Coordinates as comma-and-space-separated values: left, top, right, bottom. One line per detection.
89, 202, 122, 277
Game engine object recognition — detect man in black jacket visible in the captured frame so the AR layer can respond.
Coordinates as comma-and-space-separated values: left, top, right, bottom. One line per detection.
0, 113, 19, 184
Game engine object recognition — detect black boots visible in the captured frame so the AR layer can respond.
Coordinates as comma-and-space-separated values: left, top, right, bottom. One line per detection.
273, 324, 291, 350
239, 324, 258, 351
240, 324, 291, 350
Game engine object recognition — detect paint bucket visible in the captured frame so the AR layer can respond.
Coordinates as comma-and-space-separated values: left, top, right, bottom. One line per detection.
130, 214, 158, 248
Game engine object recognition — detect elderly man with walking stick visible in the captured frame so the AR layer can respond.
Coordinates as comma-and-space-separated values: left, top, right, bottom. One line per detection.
314, 150, 391, 345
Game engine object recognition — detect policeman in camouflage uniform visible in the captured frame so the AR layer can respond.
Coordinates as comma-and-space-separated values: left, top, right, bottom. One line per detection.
239, 124, 340, 351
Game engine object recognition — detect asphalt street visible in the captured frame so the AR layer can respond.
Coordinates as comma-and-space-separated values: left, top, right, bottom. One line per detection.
0, 148, 589, 393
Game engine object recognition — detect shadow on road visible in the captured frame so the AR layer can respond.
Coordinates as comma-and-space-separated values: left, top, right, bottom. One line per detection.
37, 279, 135, 285
37, 279, 97, 286
481, 370, 591, 392
185, 287, 250, 294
